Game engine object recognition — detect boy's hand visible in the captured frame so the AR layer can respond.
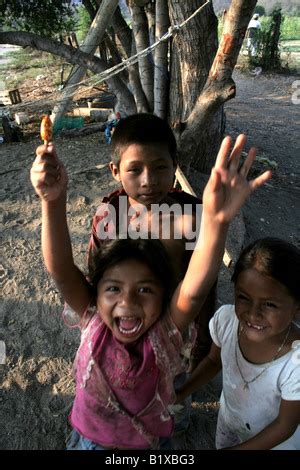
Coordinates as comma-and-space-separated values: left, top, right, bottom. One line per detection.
30, 143, 68, 201
203, 134, 272, 225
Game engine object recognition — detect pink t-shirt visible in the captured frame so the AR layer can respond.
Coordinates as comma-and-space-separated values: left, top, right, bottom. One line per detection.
94, 322, 160, 415
66, 307, 195, 449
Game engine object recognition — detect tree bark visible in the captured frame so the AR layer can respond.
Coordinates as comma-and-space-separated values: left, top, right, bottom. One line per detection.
111, 5, 149, 112
111, 5, 133, 57
169, 0, 223, 174
129, 41, 150, 112
129, 1, 154, 111
145, 2, 156, 47
105, 33, 129, 85
172, 0, 257, 174
154, 0, 170, 119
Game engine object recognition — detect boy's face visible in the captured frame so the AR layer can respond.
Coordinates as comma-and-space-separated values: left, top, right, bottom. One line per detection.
110, 143, 176, 207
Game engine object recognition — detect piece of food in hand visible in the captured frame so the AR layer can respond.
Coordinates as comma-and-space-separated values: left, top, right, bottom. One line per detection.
40, 113, 53, 144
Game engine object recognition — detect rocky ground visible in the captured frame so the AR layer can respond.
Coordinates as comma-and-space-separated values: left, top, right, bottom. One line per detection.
0, 70, 299, 449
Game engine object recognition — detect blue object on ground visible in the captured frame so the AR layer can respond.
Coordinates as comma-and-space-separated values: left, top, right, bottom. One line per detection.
53, 116, 84, 134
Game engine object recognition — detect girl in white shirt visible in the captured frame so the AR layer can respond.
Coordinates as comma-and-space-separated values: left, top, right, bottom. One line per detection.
177, 237, 300, 450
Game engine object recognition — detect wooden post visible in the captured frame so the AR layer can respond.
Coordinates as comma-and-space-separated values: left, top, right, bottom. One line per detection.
175, 166, 232, 268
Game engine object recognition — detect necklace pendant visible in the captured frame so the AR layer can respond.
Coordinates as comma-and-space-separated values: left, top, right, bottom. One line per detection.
243, 382, 249, 390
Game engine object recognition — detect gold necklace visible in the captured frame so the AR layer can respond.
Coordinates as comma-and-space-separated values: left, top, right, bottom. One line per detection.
235, 323, 291, 391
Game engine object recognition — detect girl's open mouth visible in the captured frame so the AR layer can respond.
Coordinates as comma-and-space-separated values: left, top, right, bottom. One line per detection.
116, 317, 143, 336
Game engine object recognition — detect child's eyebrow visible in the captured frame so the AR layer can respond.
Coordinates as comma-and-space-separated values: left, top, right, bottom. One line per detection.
125, 159, 170, 165
101, 278, 159, 284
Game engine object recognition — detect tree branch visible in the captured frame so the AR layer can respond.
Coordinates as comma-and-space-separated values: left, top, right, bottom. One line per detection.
0, 31, 109, 74
0, 31, 136, 113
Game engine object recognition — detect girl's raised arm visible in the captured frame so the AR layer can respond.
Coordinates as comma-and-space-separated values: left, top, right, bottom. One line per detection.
31, 144, 91, 315
170, 134, 272, 332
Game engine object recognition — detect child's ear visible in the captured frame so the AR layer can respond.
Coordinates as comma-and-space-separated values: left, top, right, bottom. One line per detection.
109, 161, 121, 182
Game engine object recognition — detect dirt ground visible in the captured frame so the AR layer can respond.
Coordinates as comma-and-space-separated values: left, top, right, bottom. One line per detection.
0, 70, 299, 450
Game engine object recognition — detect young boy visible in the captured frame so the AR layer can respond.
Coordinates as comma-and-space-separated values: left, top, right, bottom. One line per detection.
88, 113, 216, 366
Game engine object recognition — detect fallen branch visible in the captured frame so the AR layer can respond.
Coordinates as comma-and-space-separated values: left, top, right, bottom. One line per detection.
57, 122, 105, 138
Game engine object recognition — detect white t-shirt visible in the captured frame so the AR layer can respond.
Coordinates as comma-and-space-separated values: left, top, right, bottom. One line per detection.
209, 305, 300, 450
248, 19, 261, 30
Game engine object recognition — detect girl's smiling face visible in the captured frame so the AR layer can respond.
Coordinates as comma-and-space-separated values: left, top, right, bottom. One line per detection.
234, 268, 300, 344
96, 259, 164, 343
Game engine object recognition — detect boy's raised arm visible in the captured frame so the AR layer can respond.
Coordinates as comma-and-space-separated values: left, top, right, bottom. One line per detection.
170, 134, 272, 332
31, 144, 91, 315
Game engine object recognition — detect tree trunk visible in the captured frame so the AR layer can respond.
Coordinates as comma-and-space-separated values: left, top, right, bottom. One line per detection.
105, 33, 129, 85
168, 35, 183, 131
178, 0, 257, 174
52, 0, 119, 123
111, 6, 149, 112
154, 0, 170, 119
145, 2, 156, 47
129, 41, 150, 112
129, 1, 154, 111
168, 0, 224, 174
111, 5, 133, 57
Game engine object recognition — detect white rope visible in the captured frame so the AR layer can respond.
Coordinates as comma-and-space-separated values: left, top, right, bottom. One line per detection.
9, 1, 210, 111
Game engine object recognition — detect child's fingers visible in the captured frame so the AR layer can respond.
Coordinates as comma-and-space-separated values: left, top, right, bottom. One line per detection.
214, 136, 232, 169
227, 134, 247, 173
239, 146, 257, 177
36, 173, 59, 188
249, 170, 272, 191
33, 159, 60, 176
31, 164, 60, 191
34, 148, 61, 175
30, 156, 62, 194
36, 143, 55, 154
208, 167, 222, 192
36, 143, 58, 164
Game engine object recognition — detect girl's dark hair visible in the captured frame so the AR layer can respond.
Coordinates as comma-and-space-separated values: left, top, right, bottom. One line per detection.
90, 238, 175, 310
232, 237, 300, 302
111, 113, 177, 167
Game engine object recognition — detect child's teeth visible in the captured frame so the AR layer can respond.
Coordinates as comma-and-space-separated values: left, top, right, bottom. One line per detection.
118, 317, 142, 335
247, 322, 264, 330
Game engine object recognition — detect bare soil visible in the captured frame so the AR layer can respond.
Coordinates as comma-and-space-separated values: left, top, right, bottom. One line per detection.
0, 70, 299, 449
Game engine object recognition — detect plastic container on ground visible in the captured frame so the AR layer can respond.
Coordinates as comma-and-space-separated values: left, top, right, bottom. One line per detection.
53, 116, 85, 134
14, 112, 29, 125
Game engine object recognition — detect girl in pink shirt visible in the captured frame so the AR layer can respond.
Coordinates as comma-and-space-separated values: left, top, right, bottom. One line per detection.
30, 134, 271, 449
